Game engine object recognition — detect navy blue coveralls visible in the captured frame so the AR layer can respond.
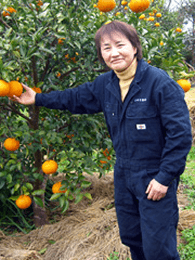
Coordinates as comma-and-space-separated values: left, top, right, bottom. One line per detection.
36, 59, 192, 260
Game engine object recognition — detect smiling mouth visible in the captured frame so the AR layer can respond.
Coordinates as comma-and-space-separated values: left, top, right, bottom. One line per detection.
111, 59, 123, 64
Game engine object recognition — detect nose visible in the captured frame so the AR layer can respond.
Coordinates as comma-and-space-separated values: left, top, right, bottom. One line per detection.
111, 47, 120, 57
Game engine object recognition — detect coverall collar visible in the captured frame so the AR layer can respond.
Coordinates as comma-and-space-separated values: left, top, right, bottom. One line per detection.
105, 59, 148, 105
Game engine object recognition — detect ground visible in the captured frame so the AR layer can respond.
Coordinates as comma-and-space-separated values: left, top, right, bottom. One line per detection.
0, 87, 195, 260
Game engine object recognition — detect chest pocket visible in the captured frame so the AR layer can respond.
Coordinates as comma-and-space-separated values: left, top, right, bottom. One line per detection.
104, 102, 119, 138
126, 104, 157, 118
126, 103, 161, 142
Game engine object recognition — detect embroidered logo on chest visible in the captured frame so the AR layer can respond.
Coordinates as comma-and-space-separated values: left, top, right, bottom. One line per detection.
136, 124, 146, 130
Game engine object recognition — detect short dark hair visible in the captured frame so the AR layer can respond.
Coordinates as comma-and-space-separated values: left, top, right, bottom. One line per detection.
95, 20, 143, 64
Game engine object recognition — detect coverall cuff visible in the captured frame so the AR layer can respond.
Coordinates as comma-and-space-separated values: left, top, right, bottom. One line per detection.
155, 170, 174, 187
35, 93, 42, 106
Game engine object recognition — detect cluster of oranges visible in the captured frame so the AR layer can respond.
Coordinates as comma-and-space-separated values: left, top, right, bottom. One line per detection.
32, 86, 42, 93
100, 148, 111, 168
95, 0, 151, 13
65, 53, 79, 64
0, 79, 23, 97
2, 7, 16, 17
3, 135, 60, 209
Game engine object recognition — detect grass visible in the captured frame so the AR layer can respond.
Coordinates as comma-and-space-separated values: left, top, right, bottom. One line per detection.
178, 146, 195, 259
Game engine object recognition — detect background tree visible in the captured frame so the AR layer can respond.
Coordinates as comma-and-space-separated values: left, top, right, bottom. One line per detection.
0, 0, 193, 230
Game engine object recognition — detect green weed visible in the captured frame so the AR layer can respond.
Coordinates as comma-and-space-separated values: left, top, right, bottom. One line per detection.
107, 252, 130, 260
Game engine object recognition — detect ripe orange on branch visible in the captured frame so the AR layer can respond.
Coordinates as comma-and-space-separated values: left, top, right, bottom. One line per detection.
97, 0, 116, 12
42, 160, 58, 174
52, 182, 67, 194
177, 79, 191, 93
0, 80, 10, 96
128, 0, 150, 13
4, 138, 20, 151
16, 195, 32, 209
8, 81, 23, 97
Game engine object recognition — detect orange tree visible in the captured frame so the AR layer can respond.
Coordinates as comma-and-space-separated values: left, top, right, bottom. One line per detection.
0, 0, 192, 229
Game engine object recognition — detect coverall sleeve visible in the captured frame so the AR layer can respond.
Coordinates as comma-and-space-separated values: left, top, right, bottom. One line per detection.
35, 79, 103, 114
155, 79, 192, 186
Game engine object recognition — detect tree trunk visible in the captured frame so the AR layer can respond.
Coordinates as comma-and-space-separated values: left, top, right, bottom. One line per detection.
33, 175, 49, 227
29, 105, 49, 227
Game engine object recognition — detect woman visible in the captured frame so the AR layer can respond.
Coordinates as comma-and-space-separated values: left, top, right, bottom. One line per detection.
13, 21, 192, 260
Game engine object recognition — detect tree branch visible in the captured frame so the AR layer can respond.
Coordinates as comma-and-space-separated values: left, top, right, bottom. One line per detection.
0, 103, 32, 123
0, 15, 11, 29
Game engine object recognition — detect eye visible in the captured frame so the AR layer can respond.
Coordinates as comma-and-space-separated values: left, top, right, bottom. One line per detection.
117, 43, 124, 47
103, 47, 111, 50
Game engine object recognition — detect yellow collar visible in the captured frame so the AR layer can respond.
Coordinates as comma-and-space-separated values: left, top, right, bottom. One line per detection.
114, 58, 137, 81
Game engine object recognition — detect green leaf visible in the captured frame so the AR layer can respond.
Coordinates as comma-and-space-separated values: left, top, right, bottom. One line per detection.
50, 193, 62, 201
6, 174, 12, 184
61, 200, 69, 213
14, 183, 20, 192
25, 182, 34, 190
81, 181, 91, 189
32, 189, 45, 196
84, 192, 92, 200
33, 196, 44, 208
75, 193, 83, 204
0, 180, 5, 189
38, 248, 47, 255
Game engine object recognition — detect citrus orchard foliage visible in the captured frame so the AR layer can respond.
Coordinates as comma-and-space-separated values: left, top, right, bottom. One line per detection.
0, 0, 193, 228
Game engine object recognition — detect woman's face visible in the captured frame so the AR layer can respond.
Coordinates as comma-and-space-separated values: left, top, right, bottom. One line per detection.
100, 32, 137, 72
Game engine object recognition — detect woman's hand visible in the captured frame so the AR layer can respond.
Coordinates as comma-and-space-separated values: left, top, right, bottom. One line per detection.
10, 83, 36, 105
146, 179, 168, 201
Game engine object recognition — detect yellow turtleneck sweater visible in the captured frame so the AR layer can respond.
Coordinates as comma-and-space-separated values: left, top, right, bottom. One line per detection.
115, 58, 138, 102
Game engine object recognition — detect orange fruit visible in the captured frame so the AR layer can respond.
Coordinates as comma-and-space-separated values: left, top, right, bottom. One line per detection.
148, 17, 155, 21
16, 195, 32, 209
4, 138, 20, 151
32, 86, 42, 93
0, 80, 10, 96
128, 0, 150, 13
155, 22, 160, 27
6, 7, 17, 13
139, 14, 145, 19
156, 13, 162, 17
121, 0, 128, 5
58, 38, 65, 44
42, 160, 58, 174
176, 27, 182, 33
177, 79, 191, 93
37, 0, 43, 6
8, 81, 23, 97
97, 0, 116, 12
2, 11, 10, 17
52, 182, 67, 194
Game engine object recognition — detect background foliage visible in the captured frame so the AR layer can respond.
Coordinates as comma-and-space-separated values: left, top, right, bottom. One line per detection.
0, 0, 193, 230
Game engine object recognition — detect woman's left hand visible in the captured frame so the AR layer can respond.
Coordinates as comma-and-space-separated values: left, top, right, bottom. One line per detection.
146, 179, 168, 201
